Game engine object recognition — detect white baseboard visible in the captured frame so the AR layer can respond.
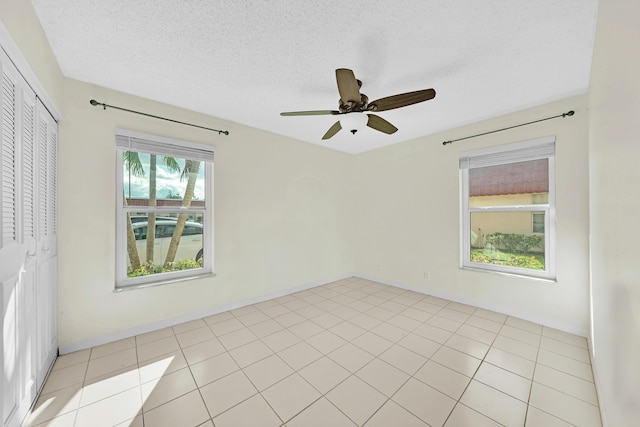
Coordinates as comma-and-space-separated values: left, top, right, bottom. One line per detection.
354, 272, 589, 337
58, 272, 355, 354
587, 336, 608, 427
59, 270, 588, 354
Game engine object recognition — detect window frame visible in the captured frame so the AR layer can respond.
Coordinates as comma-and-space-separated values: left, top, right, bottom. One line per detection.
115, 129, 213, 289
460, 136, 556, 280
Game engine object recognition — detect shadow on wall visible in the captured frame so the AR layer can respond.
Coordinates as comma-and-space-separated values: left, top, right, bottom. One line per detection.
612, 284, 640, 410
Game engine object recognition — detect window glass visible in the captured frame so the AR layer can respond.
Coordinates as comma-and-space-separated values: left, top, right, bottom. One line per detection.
133, 225, 147, 240
183, 225, 202, 236
128, 215, 205, 269
470, 211, 545, 271
469, 159, 548, 207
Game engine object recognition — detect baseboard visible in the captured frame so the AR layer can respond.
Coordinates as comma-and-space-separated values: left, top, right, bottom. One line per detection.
60, 270, 587, 354
587, 335, 608, 427
354, 272, 589, 337
58, 272, 355, 354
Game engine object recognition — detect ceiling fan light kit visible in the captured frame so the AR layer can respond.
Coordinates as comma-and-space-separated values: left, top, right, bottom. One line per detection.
281, 68, 436, 141
339, 113, 368, 136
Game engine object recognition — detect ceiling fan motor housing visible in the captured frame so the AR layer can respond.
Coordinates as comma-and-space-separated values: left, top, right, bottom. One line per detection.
339, 93, 370, 114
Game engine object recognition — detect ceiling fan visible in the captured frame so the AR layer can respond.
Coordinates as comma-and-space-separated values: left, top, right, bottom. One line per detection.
280, 68, 436, 140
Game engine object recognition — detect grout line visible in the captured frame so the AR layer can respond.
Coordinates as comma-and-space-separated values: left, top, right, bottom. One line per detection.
440, 311, 504, 426
522, 325, 543, 424
41, 278, 602, 427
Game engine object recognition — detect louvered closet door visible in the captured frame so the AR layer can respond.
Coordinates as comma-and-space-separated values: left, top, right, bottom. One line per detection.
1, 48, 22, 427
1, 49, 38, 427
35, 100, 57, 393
0, 46, 56, 427
18, 91, 38, 421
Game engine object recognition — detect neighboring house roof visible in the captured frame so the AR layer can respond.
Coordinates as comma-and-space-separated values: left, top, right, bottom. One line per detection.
469, 159, 548, 197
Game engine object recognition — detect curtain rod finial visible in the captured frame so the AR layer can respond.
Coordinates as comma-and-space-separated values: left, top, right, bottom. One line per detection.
90, 99, 106, 109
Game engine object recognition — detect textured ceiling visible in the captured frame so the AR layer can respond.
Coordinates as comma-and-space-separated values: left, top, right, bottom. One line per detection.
31, 0, 599, 154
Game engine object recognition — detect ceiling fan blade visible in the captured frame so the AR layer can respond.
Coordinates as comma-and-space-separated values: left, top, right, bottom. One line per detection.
369, 88, 436, 112
281, 110, 339, 116
335, 68, 361, 105
322, 121, 342, 140
366, 114, 398, 135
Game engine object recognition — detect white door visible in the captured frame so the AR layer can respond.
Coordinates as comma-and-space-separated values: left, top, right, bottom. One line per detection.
18, 77, 38, 425
35, 100, 57, 393
1, 48, 38, 427
1, 47, 57, 427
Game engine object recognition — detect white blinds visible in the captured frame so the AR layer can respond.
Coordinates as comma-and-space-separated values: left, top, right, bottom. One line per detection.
115, 128, 214, 162
459, 136, 555, 170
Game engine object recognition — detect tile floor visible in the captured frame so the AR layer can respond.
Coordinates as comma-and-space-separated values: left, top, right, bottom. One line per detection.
25, 277, 602, 427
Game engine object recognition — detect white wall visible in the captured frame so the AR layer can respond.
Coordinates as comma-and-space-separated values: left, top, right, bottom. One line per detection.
55, 80, 354, 348
0, 0, 63, 108
352, 95, 591, 335
588, 0, 640, 425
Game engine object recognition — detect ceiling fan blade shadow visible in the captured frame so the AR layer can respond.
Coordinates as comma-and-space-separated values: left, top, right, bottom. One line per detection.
281, 110, 339, 116
336, 68, 361, 105
322, 121, 342, 140
366, 114, 398, 135
369, 88, 436, 112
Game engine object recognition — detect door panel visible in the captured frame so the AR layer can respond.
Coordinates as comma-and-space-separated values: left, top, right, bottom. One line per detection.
2, 277, 18, 426
14, 74, 39, 427
36, 259, 56, 391
1, 49, 20, 427
35, 101, 57, 393
3, 272, 38, 427
17, 268, 37, 417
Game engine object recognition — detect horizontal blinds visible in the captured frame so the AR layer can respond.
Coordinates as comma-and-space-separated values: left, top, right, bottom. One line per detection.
115, 129, 214, 162
459, 136, 555, 170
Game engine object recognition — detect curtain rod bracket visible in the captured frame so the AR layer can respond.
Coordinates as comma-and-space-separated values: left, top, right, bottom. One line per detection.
442, 110, 575, 146
89, 99, 229, 135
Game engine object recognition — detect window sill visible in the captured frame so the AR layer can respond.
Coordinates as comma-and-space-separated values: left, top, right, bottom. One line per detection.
461, 266, 556, 283
114, 272, 216, 292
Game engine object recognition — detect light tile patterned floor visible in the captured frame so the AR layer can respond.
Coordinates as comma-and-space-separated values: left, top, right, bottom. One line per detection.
25, 277, 602, 427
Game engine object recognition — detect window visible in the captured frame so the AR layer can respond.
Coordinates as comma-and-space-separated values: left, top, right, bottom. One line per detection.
460, 136, 555, 279
115, 129, 213, 288
532, 212, 545, 234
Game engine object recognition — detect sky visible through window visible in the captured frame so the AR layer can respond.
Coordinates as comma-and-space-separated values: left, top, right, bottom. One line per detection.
123, 153, 205, 200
